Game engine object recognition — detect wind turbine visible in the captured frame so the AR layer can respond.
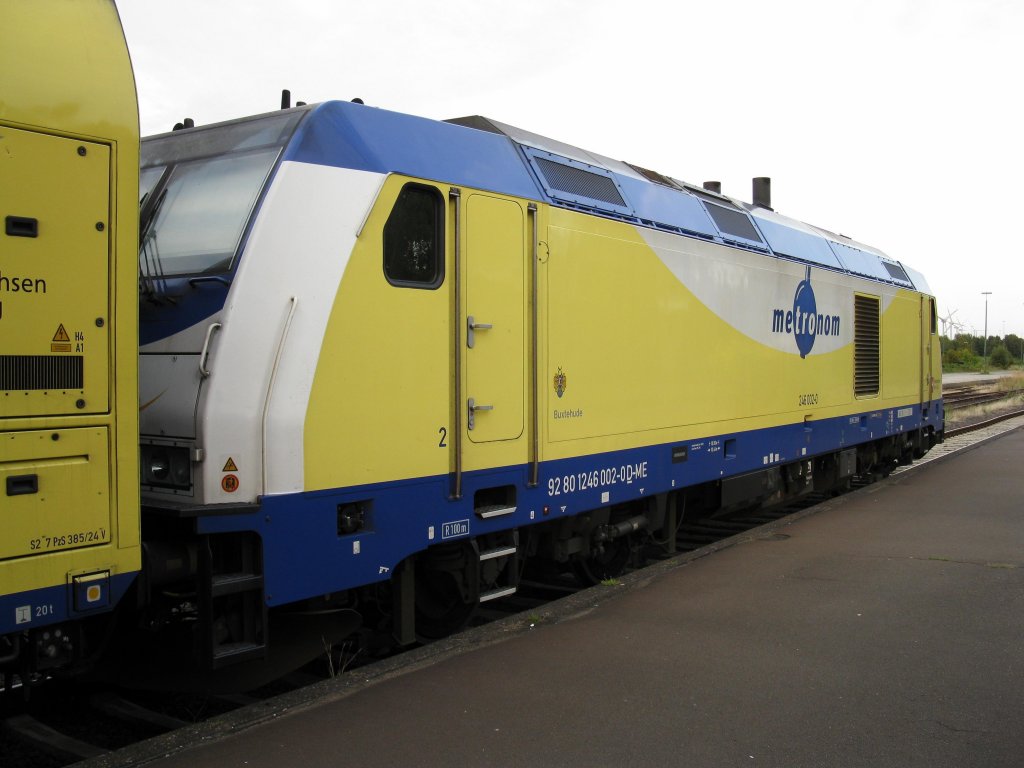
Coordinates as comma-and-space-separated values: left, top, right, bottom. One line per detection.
939, 308, 959, 337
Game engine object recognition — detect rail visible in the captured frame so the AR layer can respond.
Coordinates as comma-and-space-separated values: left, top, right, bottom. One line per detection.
943, 384, 1024, 412
945, 407, 1024, 439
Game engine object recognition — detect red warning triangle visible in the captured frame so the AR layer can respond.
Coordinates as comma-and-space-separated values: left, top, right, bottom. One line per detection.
52, 324, 70, 342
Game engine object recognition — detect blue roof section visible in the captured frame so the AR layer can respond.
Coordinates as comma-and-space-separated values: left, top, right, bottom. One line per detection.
615, 175, 720, 239
280, 102, 929, 295
284, 102, 541, 200
749, 210, 844, 269
903, 265, 931, 294
827, 240, 894, 282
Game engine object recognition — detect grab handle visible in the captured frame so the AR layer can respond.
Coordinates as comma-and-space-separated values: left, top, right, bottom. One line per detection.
199, 322, 222, 378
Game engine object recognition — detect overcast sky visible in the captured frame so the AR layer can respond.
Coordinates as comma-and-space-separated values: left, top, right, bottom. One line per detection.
118, 0, 1023, 340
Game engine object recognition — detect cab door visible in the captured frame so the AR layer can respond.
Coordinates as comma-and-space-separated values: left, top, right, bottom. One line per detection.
462, 193, 527, 451
921, 295, 936, 405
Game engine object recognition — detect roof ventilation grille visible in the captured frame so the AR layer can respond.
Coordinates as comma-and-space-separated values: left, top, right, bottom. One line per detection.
533, 156, 626, 208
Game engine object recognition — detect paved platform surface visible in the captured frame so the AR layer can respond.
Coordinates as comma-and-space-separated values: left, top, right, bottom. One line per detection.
943, 370, 1017, 385
140, 428, 1024, 768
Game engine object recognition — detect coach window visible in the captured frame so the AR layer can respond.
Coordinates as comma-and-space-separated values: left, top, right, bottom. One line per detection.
383, 184, 444, 288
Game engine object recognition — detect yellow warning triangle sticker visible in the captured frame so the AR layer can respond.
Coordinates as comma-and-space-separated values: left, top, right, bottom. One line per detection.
52, 324, 70, 342
222, 457, 238, 472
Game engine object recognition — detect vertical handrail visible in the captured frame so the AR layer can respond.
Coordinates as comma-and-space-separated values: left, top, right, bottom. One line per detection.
920, 295, 930, 407
450, 188, 463, 499
262, 296, 298, 494
199, 322, 222, 378
528, 203, 540, 488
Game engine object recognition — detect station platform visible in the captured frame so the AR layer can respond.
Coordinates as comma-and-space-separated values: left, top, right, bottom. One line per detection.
111, 426, 1024, 768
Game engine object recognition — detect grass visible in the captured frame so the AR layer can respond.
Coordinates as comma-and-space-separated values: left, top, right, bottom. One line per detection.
994, 372, 1024, 391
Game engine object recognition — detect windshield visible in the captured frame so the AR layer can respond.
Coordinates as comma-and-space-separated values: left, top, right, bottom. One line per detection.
139, 165, 164, 206
139, 110, 304, 279
142, 149, 279, 276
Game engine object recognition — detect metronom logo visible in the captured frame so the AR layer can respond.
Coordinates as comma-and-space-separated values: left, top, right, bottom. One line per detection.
771, 267, 841, 358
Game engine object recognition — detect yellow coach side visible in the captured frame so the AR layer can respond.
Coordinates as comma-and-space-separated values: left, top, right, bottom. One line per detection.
0, 1, 139, 647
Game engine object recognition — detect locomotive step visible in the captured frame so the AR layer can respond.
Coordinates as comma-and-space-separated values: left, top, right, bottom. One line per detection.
475, 504, 516, 519
211, 641, 266, 664
479, 586, 518, 603
479, 546, 518, 561
210, 573, 264, 598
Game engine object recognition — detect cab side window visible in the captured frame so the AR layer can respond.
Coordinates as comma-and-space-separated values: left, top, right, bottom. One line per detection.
383, 184, 443, 288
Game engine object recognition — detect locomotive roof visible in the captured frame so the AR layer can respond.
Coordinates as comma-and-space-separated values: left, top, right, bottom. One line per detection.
150, 100, 930, 294
443, 114, 929, 294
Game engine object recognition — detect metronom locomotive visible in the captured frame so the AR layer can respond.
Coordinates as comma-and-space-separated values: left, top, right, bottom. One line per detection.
126, 98, 941, 687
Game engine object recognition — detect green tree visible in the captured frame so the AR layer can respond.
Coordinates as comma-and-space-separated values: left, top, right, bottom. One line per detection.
989, 344, 1012, 369
943, 346, 974, 369
1004, 334, 1024, 365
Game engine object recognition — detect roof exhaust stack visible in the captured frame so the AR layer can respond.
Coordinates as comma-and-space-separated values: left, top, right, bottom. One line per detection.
752, 177, 773, 210
703, 181, 721, 194
281, 89, 291, 110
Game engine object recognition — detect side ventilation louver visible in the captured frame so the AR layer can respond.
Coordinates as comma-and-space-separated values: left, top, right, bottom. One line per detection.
881, 261, 910, 283
533, 156, 626, 208
1, 355, 84, 390
854, 295, 880, 397
703, 202, 763, 243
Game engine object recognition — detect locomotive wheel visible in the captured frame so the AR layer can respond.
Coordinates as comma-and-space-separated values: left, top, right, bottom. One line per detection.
571, 536, 632, 586
414, 569, 476, 639
413, 545, 477, 639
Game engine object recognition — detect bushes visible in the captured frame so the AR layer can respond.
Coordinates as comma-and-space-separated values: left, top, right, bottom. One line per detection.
942, 339, 1017, 371
941, 334, 1024, 372
943, 344, 981, 371
989, 345, 1013, 369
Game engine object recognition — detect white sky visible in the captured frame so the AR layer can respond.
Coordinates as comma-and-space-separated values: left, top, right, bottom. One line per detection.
118, 0, 1024, 338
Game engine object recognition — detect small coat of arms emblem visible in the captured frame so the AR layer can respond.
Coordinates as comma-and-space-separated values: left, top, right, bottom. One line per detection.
553, 367, 567, 398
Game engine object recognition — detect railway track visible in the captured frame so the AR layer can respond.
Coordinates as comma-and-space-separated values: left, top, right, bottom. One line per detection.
942, 376, 1024, 436
7, 395, 1024, 768
943, 382, 1024, 412
946, 405, 1024, 438
0, 684, 257, 767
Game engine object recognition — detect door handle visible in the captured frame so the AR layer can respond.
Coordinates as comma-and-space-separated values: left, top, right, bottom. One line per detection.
467, 316, 493, 349
468, 398, 493, 430
6, 474, 38, 496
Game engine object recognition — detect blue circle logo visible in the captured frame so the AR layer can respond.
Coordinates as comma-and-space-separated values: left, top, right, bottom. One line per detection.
793, 273, 817, 359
